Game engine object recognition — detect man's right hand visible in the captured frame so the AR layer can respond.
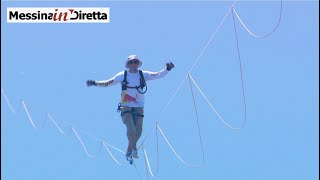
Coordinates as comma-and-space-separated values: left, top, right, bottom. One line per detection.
86, 80, 96, 87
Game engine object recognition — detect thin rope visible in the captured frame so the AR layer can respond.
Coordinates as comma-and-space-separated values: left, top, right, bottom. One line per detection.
72, 126, 122, 156
162, 74, 188, 113
101, 141, 122, 166
1, 89, 16, 114
142, 143, 159, 177
188, 74, 205, 165
103, 142, 126, 154
188, 75, 245, 130
231, 8, 247, 129
157, 124, 202, 167
155, 122, 160, 175
97, 138, 126, 155
137, 123, 156, 150
232, 0, 283, 38
3, 92, 126, 164
162, 0, 239, 114
132, 159, 143, 180
46, 113, 65, 135
21, 100, 37, 129
142, 144, 153, 178
188, 0, 238, 74
76, 128, 104, 156
41, 112, 49, 128
71, 127, 100, 158
141, 123, 161, 178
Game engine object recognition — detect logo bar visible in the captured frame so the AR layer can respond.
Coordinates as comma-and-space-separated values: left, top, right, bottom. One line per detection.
7, 7, 110, 23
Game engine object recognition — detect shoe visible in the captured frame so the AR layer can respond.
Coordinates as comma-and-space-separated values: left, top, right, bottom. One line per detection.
126, 151, 132, 161
131, 149, 139, 158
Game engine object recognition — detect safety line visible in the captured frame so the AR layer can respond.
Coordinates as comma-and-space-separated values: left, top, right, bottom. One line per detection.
138, 0, 239, 151
2, 92, 127, 164
102, 142, 123, 166
71, 127, 100, 158
143, 144, 154, 178
188, 0, 239, 74
21, 100, 37, 129
157, 124, 203, 167
188, 74, 206, 165
189, 75, 245, 129
47, 112, 65, 135
162, 0, 239, 114
97, 138, 126, 155
232, 8, 247, 129
1, 89, 16, 114
232, 0, 283, 38
132, 159, 143, 180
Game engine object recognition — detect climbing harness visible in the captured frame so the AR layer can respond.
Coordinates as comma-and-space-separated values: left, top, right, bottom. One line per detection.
119, 107, 144, 125
121, 70, 147, 94
117, 70, 148, 112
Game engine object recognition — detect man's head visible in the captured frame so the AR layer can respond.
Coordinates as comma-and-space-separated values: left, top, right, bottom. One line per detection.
126, 55, 142, 72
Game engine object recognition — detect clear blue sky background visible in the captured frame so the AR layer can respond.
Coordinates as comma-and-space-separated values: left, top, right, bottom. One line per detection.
1, 1, 319, 180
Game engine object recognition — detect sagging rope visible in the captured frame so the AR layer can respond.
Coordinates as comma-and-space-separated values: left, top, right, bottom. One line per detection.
143, 144, 154, 178
21, 100, 37, 129
101, 141, 123, 166
71, 127, 102, 158
142, 123, 160, 178
157, 124, 203, 167
137, 0, 283, 170
232, 0, 283, 38
1, 90, 127, 164
137, 0, 240, 153
138, 74, 207, 171
2, 89, 163, 180
188, 74, 206, 164
46, 113, 65, 135
1, 89, 16, 114
161, 0, 239, 115
189, 75, 246, 130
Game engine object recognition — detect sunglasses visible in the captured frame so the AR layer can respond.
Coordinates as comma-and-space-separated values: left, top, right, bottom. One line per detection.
128, 60, 140, 64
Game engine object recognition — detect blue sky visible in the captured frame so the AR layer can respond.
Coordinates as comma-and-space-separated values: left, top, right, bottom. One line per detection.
1, 1, 319, 180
